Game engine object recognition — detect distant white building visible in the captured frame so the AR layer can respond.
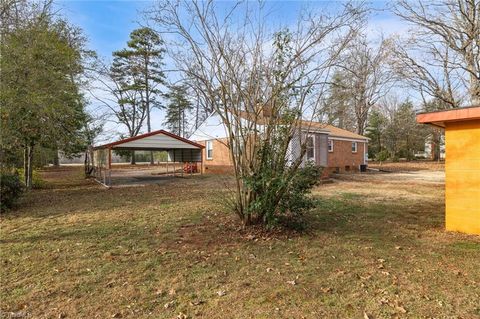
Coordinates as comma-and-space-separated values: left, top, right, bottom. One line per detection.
416, 134, 445, 160
58, 151, 133, 165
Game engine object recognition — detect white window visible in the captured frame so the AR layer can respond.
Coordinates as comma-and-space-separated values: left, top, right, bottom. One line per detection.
306, 135, 315, 161
206, 140, 213, 159
328, 139, 334, 152
352, 142, 357, 153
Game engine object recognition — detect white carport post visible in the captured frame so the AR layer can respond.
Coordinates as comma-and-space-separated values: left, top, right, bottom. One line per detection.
108, 147, 112, 186
166, 151, 169, 176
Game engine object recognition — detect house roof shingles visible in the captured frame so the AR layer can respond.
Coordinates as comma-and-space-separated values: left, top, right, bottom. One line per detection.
302, 121, 368, 140
234, 110, 368, 141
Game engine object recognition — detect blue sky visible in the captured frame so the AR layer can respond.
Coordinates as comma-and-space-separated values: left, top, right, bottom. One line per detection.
56, 1, 150, 59
57, 1, 404, 60
55, 1, 408, 141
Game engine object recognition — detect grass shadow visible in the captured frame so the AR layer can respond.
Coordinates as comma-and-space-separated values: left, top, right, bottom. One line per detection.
304, 191, 445, 247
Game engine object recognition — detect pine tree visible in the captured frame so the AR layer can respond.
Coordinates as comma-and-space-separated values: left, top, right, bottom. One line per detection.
125, 28, 165, 131
118, 28, 165, 163
383, 100, 427, 161
109, 51, 145, 165
394, 101, 425, 160
164, 85, 193, 137
322, 71, 355, 131
365, 108, 387, 159
110, 49, 146, 139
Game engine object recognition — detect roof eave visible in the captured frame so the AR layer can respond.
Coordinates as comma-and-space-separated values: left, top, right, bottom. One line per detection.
329, 135, 369, 141
416, 106, 480, 127
93, 130, 205, 150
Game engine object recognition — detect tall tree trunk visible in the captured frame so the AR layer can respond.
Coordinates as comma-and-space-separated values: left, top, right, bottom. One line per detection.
148, 117, 154, 165
84, 149, 89, 176
144, 58, 154, 165
23, 146, 28, 186
131, 150, 136, 165
181, 109, 185, 137
53, 146, 59, 167
432, 131, 441, 161
148, 107, 154, 165
89, 147, 95, 175
146, 100, 151, 133
471, 73, 480, 105
178, 112, 182, 137
355, 101, 367, 136
195, 99, 200, 130
25, 143, 34, 189
84, 146, 95, 177
357, 117, 365, 135
338, 115, 344, 130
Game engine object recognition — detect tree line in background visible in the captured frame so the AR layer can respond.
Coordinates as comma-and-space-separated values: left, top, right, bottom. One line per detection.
317, 0, 479, 161
366, 99, 426, 161
1, 0, 92, 189
101, 32, 208, 140
89, 26, 208, 163
1, 0, 478, 224
0, 0, 208, 180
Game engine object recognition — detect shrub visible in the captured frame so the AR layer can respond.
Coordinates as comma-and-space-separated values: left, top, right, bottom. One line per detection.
17, 168, 45, 189
243, 162, 322, 229
1, 172, 24, 212
276, 163, 322, 229
375, 150, 390, 162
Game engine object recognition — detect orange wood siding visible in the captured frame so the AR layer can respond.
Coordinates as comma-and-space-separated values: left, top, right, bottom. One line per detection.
444, 120, 480, 235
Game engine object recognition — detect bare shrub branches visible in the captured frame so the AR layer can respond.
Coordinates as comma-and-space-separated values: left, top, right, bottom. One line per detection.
392, 0, 480, 106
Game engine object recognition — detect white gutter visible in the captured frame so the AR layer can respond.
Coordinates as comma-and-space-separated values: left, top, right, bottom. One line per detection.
328, 136, 369, 142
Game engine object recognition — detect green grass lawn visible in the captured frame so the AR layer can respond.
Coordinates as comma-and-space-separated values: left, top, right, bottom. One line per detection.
1, 167, 479, 318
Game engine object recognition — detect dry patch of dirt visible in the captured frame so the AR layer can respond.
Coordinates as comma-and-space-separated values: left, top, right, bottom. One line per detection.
368, 161, 445, 172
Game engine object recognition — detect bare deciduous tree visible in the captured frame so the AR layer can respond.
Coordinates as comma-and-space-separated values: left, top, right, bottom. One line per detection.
88, 59, 147, 164
90, 61, 147, 139
393, 0, 480, 106
148, 0, 365, 226
333, 35, 395, 135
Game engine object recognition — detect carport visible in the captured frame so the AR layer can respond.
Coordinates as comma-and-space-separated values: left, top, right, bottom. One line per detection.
93, 130, 204, 187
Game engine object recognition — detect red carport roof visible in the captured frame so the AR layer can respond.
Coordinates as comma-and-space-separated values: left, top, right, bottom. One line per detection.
94, 130, 205, 150
416, 105, 480, 128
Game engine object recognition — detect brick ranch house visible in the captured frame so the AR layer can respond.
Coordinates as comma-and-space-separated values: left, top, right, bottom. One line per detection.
190, 111, 368, 175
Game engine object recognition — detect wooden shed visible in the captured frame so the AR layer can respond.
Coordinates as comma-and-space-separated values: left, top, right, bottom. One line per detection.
417, 106, 480, 235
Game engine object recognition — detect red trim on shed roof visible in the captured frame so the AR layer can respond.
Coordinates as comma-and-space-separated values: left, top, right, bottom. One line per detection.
417, 106, 480, 127
94, 130, 205, 150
